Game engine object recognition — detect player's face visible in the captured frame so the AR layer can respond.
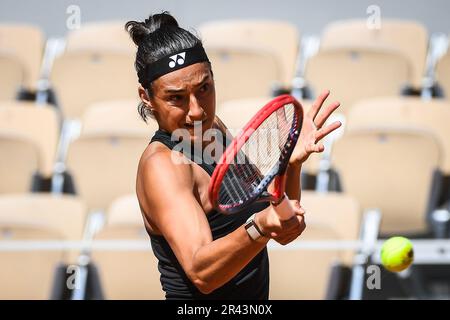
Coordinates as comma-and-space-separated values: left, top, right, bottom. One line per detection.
149, 62, 216, 142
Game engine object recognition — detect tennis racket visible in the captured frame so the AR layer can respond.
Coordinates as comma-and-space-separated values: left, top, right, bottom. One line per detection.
209, 94, 303, 220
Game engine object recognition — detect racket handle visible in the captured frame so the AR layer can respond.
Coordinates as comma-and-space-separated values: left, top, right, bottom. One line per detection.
272, 194, 295, 221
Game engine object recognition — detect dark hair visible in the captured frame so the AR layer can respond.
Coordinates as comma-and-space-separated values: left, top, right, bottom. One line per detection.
125, 11, 204, 122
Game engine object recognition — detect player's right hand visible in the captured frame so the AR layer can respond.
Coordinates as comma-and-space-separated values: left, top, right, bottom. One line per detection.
255, 200, 306, 245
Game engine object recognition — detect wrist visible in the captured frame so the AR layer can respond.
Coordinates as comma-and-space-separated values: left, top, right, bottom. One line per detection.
253, 213, 267, 237
245, 213, 269, 243
254, 212, 269, 238
288, 160, 303, 170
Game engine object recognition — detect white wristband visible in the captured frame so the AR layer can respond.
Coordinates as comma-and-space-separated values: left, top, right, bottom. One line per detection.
244, 213, 267, 243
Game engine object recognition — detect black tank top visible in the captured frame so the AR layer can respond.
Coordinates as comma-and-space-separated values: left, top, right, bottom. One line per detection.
148, 130, 269, 300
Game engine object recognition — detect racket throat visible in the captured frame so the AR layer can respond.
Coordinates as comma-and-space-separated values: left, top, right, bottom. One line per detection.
271, 174, 287, 203
260, 191, 279, 203
259, 174, 287, 204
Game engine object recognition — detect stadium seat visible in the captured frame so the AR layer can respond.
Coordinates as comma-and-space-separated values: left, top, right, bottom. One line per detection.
268, 191, 361, 299
198, 20, 300, 88
80, 99, 156, 136
331, 127, 442, 235
304, 47, 411, 115
0, 132, 39, 193
65, 21, 134, 52
0, 24, 45, 93
300, 191, 361, 264
203, 45, 282, 105
65, 101, 157, 210
0, 52, 24, 100
320, 19, 428, 90
0, 193, 86, 299
0, 101, 59, 179
347, 97, 450, 177
91, 194, 164, 299
50, 51, 137, 118
435, 51, 450, 98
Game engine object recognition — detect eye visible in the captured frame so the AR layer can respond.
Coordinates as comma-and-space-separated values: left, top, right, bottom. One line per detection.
169, 95, 183, 102
199, 83, 209, 93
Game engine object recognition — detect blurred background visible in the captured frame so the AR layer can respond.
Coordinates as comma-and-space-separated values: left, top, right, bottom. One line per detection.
1, 0, 450, 300
1, 0, 450, 36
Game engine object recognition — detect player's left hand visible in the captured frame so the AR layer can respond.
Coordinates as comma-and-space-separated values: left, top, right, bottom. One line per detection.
289, 90, 342, 166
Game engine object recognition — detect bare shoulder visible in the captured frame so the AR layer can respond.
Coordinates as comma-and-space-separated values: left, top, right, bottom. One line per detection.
138, 142, 194, 191
136, 142, 196, 233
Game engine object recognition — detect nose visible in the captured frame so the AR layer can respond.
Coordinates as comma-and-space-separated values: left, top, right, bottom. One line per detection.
187, 94, 205, 121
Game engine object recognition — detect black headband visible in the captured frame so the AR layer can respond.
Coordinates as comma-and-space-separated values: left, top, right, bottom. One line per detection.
138, 44, 210, 88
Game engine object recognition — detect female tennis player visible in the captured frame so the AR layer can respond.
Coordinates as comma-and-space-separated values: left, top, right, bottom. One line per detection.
130, 12, 341, 299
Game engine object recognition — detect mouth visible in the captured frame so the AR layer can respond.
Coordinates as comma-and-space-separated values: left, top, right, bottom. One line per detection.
183, 119, 207, 129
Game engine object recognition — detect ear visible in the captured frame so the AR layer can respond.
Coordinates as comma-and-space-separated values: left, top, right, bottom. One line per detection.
138, 85, 151, 106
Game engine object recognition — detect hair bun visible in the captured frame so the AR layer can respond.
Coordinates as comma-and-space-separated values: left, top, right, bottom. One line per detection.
125, 11, 179, 46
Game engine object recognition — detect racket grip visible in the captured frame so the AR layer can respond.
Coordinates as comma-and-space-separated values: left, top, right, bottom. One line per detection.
272, 194, 295, 221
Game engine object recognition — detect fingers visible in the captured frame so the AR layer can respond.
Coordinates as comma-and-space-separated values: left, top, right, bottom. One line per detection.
307, 90, 330, 120
301, 120, 342, 157
272, 215, 306, 245
263, 200, 307, 244
314, 121, 342, 142
313, 142, 325, 153
271, 212, 305, 236
290, 199, 300, 209
305, 141, 325, 154
314, 101, 341, 128
298, 205, 306, 215
290, 200, 306, 215
279, 212, 301, 229
270, 215, 301, 237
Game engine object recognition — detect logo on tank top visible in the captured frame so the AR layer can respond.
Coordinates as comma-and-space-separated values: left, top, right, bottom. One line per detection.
169, 52, 186, 68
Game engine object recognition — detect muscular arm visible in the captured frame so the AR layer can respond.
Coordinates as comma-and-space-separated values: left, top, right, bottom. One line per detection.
141, 150, 269, 294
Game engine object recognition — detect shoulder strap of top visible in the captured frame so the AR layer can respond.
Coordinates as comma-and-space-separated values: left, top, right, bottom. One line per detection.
150, 130, 216, 176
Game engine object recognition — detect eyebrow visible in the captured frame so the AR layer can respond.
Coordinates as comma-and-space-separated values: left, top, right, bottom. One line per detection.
164, 74, 211, 94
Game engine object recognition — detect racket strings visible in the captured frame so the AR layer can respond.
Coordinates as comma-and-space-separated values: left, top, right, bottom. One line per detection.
218, 104, 296, 208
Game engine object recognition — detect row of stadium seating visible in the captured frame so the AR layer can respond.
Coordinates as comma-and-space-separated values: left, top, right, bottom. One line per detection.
0, 20, 449, 117
0, 191, 361, 299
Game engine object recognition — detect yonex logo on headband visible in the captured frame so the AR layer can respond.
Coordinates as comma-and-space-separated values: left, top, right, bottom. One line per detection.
138, 44, 210, 87
169, 52, 186, 68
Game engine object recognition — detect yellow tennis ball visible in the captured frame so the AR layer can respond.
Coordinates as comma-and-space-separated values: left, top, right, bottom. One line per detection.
380, 236, 414, 272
